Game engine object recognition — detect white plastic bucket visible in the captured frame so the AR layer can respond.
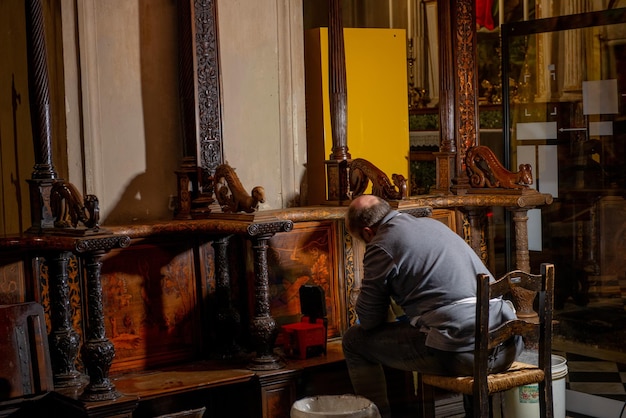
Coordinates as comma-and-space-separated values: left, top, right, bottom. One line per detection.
496, 354, 568, 418
290, 395, 381, 418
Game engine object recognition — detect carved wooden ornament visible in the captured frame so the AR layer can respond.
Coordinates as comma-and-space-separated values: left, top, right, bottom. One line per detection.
466, 146, 533, 189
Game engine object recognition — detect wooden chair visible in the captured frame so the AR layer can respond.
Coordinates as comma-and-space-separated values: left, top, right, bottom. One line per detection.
417, 263, 555, 418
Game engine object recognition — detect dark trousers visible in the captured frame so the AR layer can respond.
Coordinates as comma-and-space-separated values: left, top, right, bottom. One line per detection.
342, 322, 522, 418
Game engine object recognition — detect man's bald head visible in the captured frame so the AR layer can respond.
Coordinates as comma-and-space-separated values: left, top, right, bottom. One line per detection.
345, 195, 392, 242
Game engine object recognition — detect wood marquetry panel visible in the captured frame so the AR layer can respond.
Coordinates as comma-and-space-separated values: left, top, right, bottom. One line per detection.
0, 259, 26, 304
101, 242, 201, 374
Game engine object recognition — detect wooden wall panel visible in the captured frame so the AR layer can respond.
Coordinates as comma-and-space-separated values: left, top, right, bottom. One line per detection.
0, 259, 26, 304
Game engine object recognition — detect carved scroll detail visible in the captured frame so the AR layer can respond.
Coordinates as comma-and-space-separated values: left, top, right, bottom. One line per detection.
348, 158, 407, 200
50, 181, 100, 230
466, 146, 533, 189
214, 164, 265, 213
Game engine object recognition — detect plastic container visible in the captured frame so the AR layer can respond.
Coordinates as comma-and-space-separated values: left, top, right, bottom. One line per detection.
495, 354, 568, 418
290, 395, 381, 418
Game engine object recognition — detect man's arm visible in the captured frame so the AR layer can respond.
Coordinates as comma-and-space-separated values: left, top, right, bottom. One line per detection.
355, 245, 396, 330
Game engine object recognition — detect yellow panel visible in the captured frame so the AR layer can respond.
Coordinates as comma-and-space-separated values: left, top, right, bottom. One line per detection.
305, 28, 409, 204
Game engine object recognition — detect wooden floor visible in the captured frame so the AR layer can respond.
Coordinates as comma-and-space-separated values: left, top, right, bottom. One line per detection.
12, 335, 626, 417
50, 339, 353, 417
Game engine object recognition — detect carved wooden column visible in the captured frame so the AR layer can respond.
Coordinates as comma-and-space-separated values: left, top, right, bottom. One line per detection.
508, 207, 538, 321
192, 0, 223, 200
453, 0, 478, 192
174, 0, 224, 216
435, 0, 479, 194
325, 0, 351, 203
24, 0, 59, 232
212, 235, 242, 359
434, 0, 457, 194
247, 220, 293, 371
78, 236, 131, 401
48, 251, 84, 388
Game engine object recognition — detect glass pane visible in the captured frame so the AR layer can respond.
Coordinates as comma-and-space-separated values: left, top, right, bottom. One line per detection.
502, 9, 626, 355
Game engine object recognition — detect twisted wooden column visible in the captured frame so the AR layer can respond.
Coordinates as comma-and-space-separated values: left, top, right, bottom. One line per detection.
25, 0, 58, 231
328, 0, 349, 162
326, 0, 350, 203
25, 0, 56, 180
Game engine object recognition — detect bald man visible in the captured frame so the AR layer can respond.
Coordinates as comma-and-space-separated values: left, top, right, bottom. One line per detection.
343, 195, 522, 417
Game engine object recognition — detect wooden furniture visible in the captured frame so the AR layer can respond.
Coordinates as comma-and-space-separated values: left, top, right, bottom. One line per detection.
6, 0, 555, 416
417, 263, 555, 418
0, 302, 53, 416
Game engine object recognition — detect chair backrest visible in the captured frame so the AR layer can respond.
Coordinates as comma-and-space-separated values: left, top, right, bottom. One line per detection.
0, 302, 54, 402
474, 263, 555, 413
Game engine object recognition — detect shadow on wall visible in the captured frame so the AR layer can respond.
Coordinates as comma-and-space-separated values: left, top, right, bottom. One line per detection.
103, 0, 182, 225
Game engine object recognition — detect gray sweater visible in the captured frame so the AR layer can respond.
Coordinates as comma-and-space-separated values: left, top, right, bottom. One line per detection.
356, 210, 517, 352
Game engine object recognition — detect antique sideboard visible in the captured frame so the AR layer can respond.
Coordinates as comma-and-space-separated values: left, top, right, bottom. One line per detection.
0, 190, 551, 417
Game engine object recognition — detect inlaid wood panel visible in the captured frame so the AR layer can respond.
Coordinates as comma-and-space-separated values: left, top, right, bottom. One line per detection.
101, 242, 202, 374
